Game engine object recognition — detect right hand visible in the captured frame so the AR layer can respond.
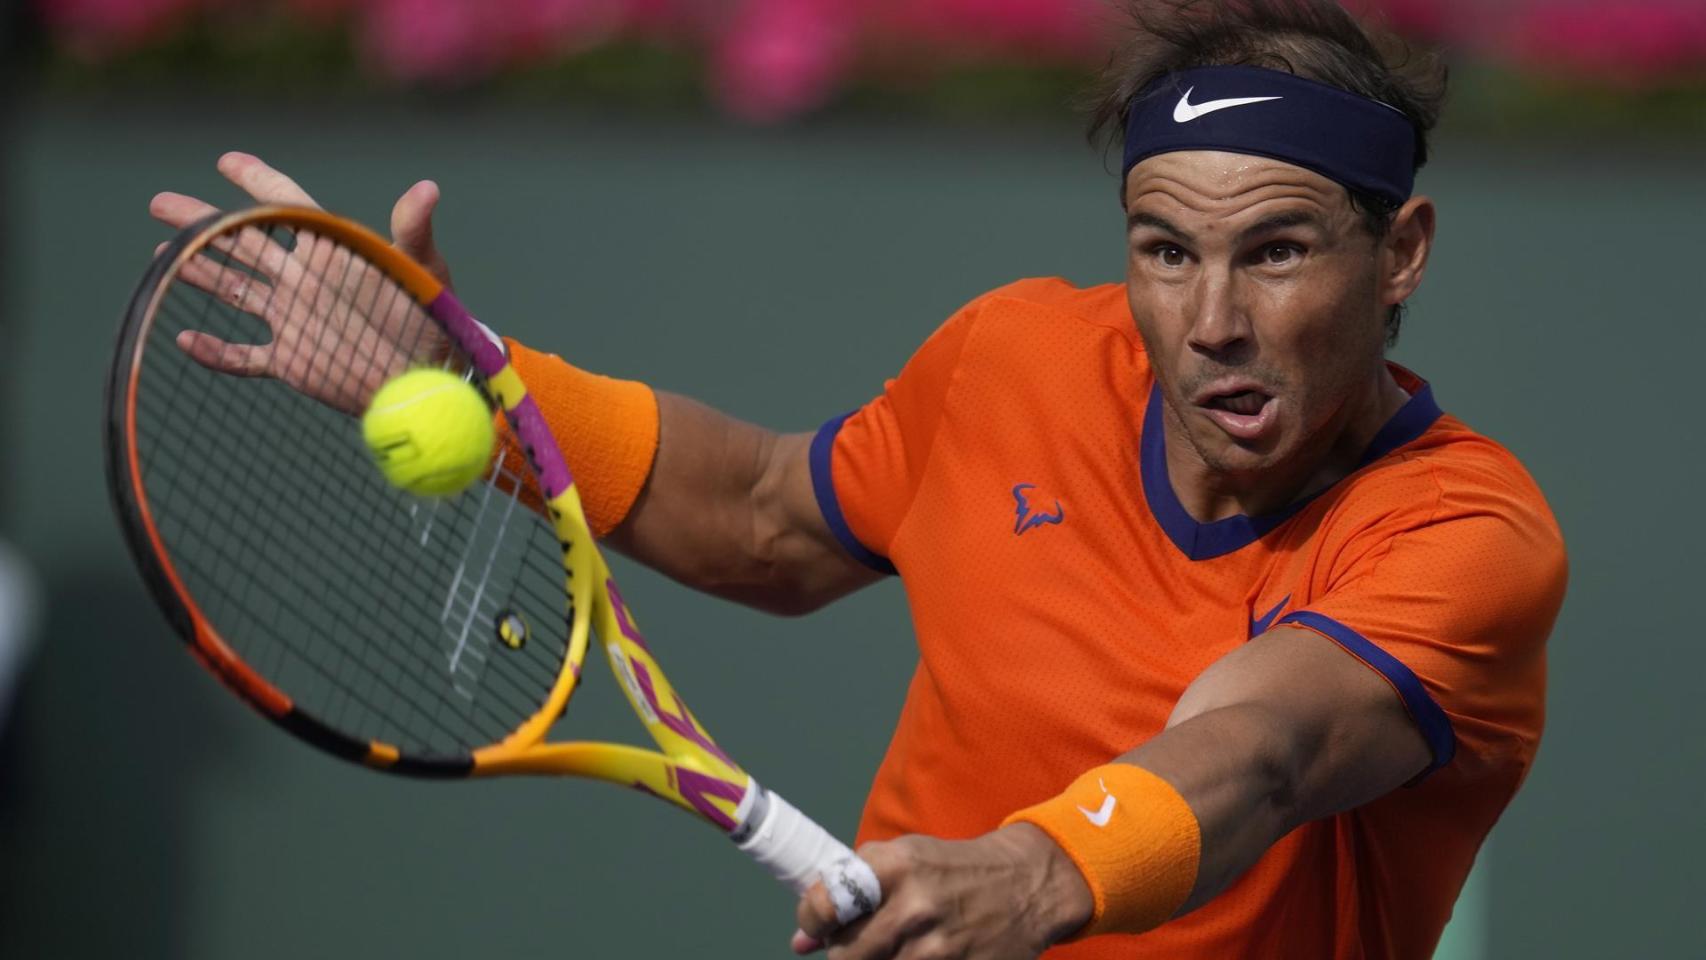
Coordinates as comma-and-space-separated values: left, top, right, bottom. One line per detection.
149, 152, 458, 415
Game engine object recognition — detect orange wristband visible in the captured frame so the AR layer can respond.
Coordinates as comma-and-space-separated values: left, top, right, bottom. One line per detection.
1002, 764, 1201, 939
493, 338, 659, 537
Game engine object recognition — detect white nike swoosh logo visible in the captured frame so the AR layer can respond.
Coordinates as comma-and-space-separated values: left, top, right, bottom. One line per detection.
1077, 781, 1117, 827
1173, 88, 1283, 123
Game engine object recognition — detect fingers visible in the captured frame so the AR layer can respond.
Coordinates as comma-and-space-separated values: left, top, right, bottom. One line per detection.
150, 151, 319, 237
834, 890, 938, 960
175, 329, 270, 378
218, 151, 323, 209
175, 252, 275, 317
390, 179, 439, 258
795, 892, 883, 957
796, 880, 840, 944
150, 190, 222, 231
175, 224, 296, 296
391, 179, 454, 288
794, 842, 920, 960
151, 192, 295, 284
824, 916, 889, 960
151, 196, 295, 288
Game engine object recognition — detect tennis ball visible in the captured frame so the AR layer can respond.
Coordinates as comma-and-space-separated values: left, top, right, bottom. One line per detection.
361, 367, 495, 497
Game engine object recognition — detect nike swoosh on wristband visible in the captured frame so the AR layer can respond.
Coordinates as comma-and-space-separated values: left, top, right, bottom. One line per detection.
1172, 88, 1283, 123
1076, 778, 1117, 827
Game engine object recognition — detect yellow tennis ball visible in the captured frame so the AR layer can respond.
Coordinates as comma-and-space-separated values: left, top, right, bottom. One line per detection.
361, 367, 495, 497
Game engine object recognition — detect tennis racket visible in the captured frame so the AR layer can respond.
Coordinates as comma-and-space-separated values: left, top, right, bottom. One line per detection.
103, 205, 881, 929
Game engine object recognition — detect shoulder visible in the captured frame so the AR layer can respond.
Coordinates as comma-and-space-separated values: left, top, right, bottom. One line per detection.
962, 277, 1135, 336
943, 278, 1146, 374
1367, 415, 1558, 529
1315, 412, 1566, 581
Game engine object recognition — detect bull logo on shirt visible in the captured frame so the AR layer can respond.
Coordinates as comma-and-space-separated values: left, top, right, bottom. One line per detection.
1012, 483, 1065, 535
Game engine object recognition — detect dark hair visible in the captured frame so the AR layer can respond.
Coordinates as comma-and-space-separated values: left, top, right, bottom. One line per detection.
1088, 0, 1447, 343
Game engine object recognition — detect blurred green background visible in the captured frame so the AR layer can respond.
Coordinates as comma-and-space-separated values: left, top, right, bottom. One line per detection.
2, 2, 1703, 958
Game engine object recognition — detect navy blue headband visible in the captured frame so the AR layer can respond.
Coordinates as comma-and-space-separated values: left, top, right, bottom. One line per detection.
1123, 65, 1418, 207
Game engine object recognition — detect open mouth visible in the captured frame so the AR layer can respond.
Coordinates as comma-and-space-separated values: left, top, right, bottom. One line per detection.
1204, 390, 1270, 416
1198, 389, 1277, 442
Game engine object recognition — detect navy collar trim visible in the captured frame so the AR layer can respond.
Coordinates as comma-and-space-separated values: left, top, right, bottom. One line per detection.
1140, 375, 1443, 561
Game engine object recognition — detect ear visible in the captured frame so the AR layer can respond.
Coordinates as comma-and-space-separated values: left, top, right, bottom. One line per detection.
1380, 196, 1435, 309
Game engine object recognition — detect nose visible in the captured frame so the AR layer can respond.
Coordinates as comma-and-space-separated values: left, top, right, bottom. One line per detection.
1185, 267, 1253, 362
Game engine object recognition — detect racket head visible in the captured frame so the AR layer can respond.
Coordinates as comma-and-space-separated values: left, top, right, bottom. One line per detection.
104, 206, 592, 776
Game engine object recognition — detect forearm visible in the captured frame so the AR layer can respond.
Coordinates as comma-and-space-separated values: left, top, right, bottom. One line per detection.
603, 392, 793, 602
502, 338, 875, 614
999, 706, 1302, 941
1119, 704, 1302, 914
605, 392, 871, 614
1007, 628, 1431, 942
1120, 635, 1429, 915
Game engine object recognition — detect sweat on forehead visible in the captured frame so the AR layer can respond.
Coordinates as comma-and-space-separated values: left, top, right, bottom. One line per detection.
1127, 151, 1344, 201
1122, 152, 1362, 238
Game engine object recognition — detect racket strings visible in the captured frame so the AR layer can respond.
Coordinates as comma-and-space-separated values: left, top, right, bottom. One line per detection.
244, 230, 570, 730
437, 462, 535, 702
143, 263, 511, 748
167, 231, 566, 745
137, 401, 517, 748
133, 221, 572, 757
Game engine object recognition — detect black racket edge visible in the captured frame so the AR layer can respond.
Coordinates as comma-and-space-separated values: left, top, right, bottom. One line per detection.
103, 210, 227, 649
102, 208, 477, 780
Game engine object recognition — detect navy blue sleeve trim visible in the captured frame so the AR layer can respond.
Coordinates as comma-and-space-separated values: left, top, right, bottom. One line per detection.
1279, 610, 1457, 778
809, 414, 898, 576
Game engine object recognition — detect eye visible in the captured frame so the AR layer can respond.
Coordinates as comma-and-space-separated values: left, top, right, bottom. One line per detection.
1153, 243, 1188, 268
1261, 243, 1301, 266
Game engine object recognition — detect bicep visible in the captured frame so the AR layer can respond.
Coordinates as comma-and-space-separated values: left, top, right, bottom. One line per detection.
755, 430, 886, 612
608, 395, 881, 614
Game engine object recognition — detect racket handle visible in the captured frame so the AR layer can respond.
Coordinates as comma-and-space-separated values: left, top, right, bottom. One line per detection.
733, 781, 882, 924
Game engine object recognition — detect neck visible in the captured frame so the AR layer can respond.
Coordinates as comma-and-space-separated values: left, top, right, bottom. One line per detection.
1165, 365, 1410, 521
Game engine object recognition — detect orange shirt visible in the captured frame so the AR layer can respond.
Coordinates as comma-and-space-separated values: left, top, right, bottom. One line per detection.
810, 278, 1567, 960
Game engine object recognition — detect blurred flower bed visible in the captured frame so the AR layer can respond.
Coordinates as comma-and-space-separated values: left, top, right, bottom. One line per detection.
29, 0, 1706, 129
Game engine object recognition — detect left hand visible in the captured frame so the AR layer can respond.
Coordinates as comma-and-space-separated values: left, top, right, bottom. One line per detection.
150, 153, 456, 415
792, 824, 1092, 960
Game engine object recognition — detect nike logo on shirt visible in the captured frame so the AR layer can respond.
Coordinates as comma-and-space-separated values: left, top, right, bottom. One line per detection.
1250, 595, 1292, 638
1173, 88, 1283, 123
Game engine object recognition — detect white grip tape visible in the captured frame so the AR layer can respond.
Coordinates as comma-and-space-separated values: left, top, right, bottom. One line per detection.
735, 785, 882, 924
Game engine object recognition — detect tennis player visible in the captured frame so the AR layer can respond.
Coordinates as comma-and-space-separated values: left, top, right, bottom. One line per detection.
149, 2, 1566, 956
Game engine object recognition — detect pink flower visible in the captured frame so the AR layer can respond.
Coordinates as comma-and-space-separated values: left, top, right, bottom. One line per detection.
623, 0, 690, 34
1500, 0, 1706, 80
360, 0, 508, 82
712, 0, 861, 122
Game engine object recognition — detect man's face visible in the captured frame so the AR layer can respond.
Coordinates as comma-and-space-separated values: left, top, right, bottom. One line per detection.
1124, 150, 1391, 481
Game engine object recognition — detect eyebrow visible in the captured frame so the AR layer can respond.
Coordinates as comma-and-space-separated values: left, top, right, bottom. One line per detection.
1126, 211, 1189, 240
1125, 208, 1327, 243
1240, 210, 1324, 239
